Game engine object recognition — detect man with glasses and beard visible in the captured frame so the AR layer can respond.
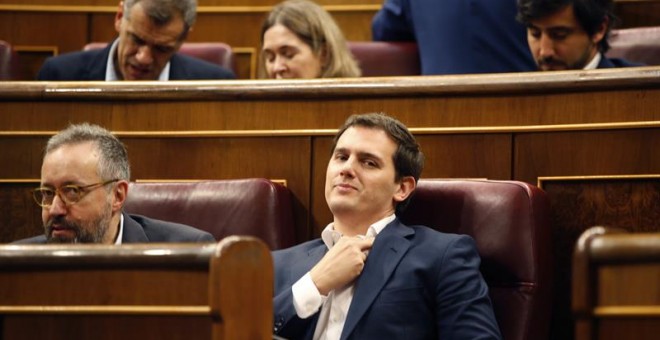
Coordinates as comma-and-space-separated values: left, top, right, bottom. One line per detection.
517, 0, 642, 70
15, 123, 214, 244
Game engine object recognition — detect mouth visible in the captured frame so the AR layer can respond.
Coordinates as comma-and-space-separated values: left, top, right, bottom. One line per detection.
334, 183, 357, 192
126, 63, 152, 79
538, 60, 567, 71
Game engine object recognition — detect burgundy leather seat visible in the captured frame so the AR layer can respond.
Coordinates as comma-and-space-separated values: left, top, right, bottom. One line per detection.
399, 179, 553, 340
83, 41, 235, 72
348, 41, 421, 77
123, 178, 295, 250
608, 26, 660, 65
0, 40, 18, 80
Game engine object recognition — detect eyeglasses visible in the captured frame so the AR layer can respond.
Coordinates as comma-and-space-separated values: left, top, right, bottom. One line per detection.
33, 179, 119, 208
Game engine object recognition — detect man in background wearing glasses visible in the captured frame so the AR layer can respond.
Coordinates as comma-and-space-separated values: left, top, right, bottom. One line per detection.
15, 123, 215, 244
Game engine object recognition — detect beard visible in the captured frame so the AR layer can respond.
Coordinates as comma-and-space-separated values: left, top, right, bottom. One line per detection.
44, 201, 113, 244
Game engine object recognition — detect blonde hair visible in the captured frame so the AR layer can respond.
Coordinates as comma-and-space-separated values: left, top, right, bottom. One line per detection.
258, 0, 361, 78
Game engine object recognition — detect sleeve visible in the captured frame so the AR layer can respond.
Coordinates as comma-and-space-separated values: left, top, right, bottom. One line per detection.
435, 235, 502, 340
273, 251, 321, 339
371, 0, 415, 42
36, 57, 58, 80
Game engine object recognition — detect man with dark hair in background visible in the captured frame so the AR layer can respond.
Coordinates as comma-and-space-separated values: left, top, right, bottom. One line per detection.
517, 0, 642, 70
38, 0, 234, 80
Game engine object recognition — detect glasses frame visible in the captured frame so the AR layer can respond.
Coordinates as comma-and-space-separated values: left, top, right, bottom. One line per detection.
33, 179, 120, 208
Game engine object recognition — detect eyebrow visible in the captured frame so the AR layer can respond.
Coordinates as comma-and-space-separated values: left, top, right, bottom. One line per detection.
335, 147, 384, 162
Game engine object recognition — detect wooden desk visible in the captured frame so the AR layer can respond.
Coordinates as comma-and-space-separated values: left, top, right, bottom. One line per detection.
1, 68, 659, 340
0, 237, 273, 340
573, 227, 660, 340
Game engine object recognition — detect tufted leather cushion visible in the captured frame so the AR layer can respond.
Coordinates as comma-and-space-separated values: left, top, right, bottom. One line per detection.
123, 179, 295, 250
608, 26, 660, 65
83, 41, 236, 73
399, 179, 553, 340
348, 41, 421, 77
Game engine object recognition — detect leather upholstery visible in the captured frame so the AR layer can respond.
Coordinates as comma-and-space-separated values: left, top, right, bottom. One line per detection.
123, 179, 295, 250
348, 41, 421, 76
399, 179, 553, 340
83, 41, 236, 72
0, 40, 18, 80
608, 26, 660, 65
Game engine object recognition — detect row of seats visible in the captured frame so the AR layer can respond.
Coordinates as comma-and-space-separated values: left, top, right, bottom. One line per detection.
2, 26, 659, 80
122, 177, 553, 340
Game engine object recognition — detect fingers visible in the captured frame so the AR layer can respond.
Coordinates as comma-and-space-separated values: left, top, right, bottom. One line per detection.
310, 235, 376, 295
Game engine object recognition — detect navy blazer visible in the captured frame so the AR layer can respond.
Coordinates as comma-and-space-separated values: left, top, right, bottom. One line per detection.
37, 42, 235, 80
598, 56, 644, 68
273, 219, 502, 340
372, 0, 536, 75
13, 212, 215, 244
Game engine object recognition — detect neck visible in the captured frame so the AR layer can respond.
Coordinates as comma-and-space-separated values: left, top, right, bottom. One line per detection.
332, 210, 394, 236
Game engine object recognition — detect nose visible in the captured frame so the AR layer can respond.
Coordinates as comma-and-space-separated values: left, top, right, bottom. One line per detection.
135, 45, 154, 64
339, 156, 357, 178
538, 34, 555, 58
47, 194, 67, 216
272, 56, 287, 77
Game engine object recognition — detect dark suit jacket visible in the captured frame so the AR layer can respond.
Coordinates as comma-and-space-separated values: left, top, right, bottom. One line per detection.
14, 212, 215, 244
272, 219, 502, 340
598, 56, 644, 68
372, 0, 536, 75
37, 42, 235, 80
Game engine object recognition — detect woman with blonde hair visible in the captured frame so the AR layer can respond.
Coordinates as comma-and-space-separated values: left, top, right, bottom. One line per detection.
259, 0, 361, 79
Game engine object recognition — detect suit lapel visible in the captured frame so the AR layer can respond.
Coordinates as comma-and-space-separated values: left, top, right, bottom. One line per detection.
87, 42, 114, 80
340, 220, 413, 340
121, 213, 149, 243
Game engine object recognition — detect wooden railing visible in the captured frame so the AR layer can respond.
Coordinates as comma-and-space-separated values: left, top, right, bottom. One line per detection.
0, 236, 273, 339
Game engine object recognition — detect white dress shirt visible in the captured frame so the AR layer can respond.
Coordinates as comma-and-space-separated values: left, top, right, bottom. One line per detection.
292, 214, 395, 340
583, 52, 602, 70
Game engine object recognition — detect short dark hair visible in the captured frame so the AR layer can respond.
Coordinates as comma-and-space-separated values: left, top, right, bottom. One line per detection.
517, 0, 616, 52
124, 0, 197, 39
332, 113, 424, 213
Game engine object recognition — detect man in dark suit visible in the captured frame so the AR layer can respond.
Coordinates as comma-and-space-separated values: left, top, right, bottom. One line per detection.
272, 113, 502, 339
16, 123, 214, 244
37, 0, 234, 81
517, 0, 643, 70
371, 0, 537, 75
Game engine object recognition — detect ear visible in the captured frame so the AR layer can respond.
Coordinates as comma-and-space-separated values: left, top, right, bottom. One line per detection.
393, 176, 416, 203
111, 180, 129, 213
592, 16, 609, 46
115, 1, 125, 34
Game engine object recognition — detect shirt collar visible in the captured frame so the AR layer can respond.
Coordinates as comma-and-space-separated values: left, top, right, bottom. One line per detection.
320, 214, 395, 250
105, 39, 171, 81
114, 213, 124, 245
583, 52, 602, 70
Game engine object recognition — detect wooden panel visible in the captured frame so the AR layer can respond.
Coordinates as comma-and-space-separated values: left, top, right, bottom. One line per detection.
614, 1, 660, 28
540, 178, 660, 340
0, 240, 273, 340
599, 264, 660, 306
0, 12, 88, 53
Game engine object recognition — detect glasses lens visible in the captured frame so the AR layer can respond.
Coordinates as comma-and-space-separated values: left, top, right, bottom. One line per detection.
60, 186, 82, 204
34, 188, 54, 207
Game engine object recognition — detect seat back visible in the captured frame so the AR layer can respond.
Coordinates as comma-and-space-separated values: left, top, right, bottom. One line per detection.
123, 179, 296, 250
608, 26, 660, 65
83, 41, 235, 72
399, 179, 553, 340
347, 41, 420, 76
0, 40, 19, 80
